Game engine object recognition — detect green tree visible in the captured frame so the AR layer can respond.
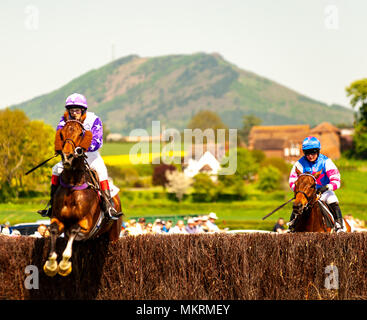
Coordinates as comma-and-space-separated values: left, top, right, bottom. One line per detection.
346, 79, 367, 122
186, 110, 229, 142
0, 109, 55, 199
258, 166, 282, 192
346, 79, 367, 157
187, 110, 228, 131
192, 173, 218, 202
239, 115, 262, 146
234, 148, 259, 181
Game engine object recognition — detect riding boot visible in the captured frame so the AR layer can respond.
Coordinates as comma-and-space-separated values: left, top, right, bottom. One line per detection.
329, 202, 344, 232
101, 188, 123, 221
37, 184, 58, 218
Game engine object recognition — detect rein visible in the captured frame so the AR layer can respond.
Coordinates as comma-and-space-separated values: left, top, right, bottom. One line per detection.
262, 196, 295, 220
262, 173, 318, 221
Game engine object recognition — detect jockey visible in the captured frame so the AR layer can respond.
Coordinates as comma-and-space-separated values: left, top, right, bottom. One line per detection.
288, 136, 344, 233
37, 93, 122, 221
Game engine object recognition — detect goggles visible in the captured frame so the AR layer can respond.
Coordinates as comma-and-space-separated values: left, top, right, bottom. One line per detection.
304, 148, 319, 156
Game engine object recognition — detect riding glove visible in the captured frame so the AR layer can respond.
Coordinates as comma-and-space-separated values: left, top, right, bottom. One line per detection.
317, 185, 329, 194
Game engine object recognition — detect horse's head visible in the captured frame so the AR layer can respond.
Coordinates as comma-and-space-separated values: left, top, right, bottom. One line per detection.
58, 120, 90, 169
293, 167, 321, 215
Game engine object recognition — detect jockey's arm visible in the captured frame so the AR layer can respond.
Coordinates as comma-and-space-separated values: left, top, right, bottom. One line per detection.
324, 158, 341, 191
87, 118, 103, 152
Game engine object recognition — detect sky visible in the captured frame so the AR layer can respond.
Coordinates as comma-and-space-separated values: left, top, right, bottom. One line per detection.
1, 0, 366, 109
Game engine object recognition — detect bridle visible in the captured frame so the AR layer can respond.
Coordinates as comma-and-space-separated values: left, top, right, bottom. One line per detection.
294, 173, 318, 212
61, 120, 85, 152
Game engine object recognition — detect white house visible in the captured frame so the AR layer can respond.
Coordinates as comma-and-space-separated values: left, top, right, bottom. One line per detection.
183, 151, 221, 181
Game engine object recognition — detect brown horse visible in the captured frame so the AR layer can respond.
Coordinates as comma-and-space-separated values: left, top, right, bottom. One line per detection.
43, 120, 122, 277
292, 168, 351, 233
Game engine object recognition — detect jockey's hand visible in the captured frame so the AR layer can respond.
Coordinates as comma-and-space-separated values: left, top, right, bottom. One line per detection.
317, 185, 329, 195
75, 147, 84, 157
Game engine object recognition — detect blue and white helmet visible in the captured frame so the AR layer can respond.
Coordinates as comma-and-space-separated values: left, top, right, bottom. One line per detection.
302, 136, 321, 151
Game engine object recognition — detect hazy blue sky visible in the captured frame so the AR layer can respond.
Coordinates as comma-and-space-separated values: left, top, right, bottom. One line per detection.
1, 0, 366, 109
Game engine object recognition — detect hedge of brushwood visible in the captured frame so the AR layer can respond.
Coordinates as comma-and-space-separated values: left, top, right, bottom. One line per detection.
1, 232, 367, 300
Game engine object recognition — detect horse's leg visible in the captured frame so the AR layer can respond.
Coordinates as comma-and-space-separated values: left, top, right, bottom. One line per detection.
43, 218, 64, 277
58, 224, 80, 276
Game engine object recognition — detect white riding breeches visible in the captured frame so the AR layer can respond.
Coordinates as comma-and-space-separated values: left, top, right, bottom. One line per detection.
52, 151, 108, 181
320, 190, 339, 204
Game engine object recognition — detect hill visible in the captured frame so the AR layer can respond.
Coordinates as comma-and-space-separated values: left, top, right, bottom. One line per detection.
11, 53, 354, 134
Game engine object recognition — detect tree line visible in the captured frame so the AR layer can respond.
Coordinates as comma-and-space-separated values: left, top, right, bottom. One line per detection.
0, 109, 55, 201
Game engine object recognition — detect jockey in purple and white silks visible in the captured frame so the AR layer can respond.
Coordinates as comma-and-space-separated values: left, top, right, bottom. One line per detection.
38, 93, 122, 221
288, 136, 344, 232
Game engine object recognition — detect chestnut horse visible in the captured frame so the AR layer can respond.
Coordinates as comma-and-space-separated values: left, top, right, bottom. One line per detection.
292, 168, 351, 233
43, 120, 122, 277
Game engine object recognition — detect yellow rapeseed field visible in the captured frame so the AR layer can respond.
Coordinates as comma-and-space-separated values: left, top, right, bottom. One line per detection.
102, 150, 186, 166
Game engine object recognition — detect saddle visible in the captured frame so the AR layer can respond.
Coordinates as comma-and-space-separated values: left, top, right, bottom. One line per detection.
317, 200, 336, 229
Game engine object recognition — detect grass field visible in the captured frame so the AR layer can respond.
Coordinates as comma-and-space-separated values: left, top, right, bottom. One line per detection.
1, 143, 366, 231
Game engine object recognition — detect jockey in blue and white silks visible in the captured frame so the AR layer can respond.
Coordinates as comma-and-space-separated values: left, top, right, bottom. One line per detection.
38, 93, 121, 220
288, 136, 344, 232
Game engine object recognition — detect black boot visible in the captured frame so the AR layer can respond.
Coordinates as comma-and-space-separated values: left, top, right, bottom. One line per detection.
37, 184, 58, 218
101, 189, 123, 221
329, 202, 344, 232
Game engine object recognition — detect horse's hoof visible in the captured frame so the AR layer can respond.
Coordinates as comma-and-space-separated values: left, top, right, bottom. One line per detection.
58, 261, 72, 276
43, 261, 58, 277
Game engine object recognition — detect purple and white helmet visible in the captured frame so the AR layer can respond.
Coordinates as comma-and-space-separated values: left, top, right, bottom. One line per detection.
65, 93, 88, 109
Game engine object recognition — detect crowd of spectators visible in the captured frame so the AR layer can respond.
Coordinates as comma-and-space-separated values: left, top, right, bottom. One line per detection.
3, 213, 366, 238
120, 212, 222, 236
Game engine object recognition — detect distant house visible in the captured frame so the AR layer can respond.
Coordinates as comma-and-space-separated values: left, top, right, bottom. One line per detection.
106, 133, 124, 142
248, 122, 342, 162
248, 124, 310, 162
124, 135, 162, 142
183, 151, 221, 181
340, 128, 355, 152
310, 122, 341, 159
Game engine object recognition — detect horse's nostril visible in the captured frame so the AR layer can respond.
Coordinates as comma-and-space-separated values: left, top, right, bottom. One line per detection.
67, 154, 73, 160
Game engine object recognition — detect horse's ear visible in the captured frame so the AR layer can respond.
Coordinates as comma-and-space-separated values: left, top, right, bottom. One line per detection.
295, 167, 302, 176
64, 111, 70, 120
313, 170, 322, 179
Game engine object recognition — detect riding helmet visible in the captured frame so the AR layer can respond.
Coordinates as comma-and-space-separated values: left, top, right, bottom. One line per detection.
302, 136, 321, 151
65, 93, 88, 109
